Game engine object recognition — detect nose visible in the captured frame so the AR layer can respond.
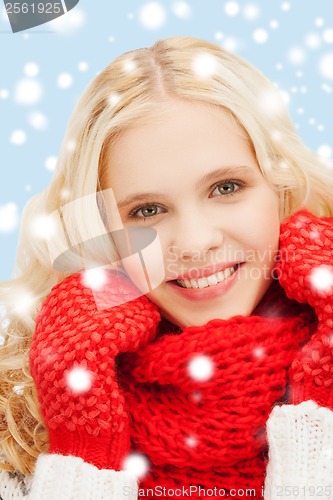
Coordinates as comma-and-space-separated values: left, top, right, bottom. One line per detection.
170, 210, 224, 261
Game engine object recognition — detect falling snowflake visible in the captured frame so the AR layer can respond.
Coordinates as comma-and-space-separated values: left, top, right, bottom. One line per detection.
57, 73, 73, 89
0, 89, 9, 99
138, 2, 167, 30
243, 4, 260, 21
281, 2, 291, 11
224, 1, 240, 17
192, 53, 218, 78
78, 61, 89, 72
270, 20, 279, 29
317, 144, 332, 159
49, 8, 85, 35
30, 214, 57, 240
253, 29, 268, 44
187, 354, 214, 381
10, 130, 27, 145
315, 18, 324, 27
123, 453, 149, 478
305, 33, 321, 50
27, 111, 48, 131
122, 60, 137, 73
14, 79, 43, 105
13, 290, 35, 315
82, 268, 108, 291
222, 37, 239, 52
0, 203, 19, 233
185, 435, 198, 448
215, 31, 224, 41
253, 347, 266, 360
23, 62, 39, 77
13, 385, 24, 396
108, 93, 121, 108
318, 53, 333, 80
66, 367, 93, 394
310, 266, 333, 292
45, 156, 58, 172
323, 29, 333, 44
288, 47, 306, 65
171, 1, 192, 19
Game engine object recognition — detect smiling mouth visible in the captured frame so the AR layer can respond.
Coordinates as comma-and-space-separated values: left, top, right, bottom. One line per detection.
175, 263, 241, 289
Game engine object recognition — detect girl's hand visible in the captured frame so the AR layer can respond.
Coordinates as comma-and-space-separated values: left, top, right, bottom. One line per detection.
29, 270, 160, 470
276, 210, 333, 410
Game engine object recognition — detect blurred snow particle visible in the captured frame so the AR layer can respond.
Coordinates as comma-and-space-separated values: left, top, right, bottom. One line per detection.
310, 266, 333, 292
192, 53, 218, 78
45, 156, 57, 172
276, 63, 283, 70
171, 1, 192, 19
287, 47, 306, 65
188, 354, 214, 382
281, 2, 291, 11
138, 2, 167, 30
270, 20, 279, 29
243, 4, 260, 20
31, 214, 57, 240
108, 36, 115, 43
0, 336, 4, 346
253, 29, 268, 44
66, 367, 93, 394
321, 83, 332, 93
13, 385, 24, 396
185, 435, 198, 448
318, 53, 333, 80
222, 37, 239, 52
25, 185, 32, 191
24, 62, 39, 77
280, 90, 290, 105
14, 79, 43, 105
315, 18, 324, 28
259, 89, 285, 115
78, 61, 89, 72
253, 347, 266, 360
224, 1, 240, 17
28, 111, 48, 130
318, 144, 332, 159
127, 12, 134, 20
123, 453, 149, 479
13, 290, 35, 315
215, 31, 224, 41
57, 73, 73, 89
0, 89, 9, 99
297, 107, 304, 115
10, 130, 27, 145
305, 32, 321, 49
0, 203, 18, 232
296, 70, 303, 77
49, 8, 85, 35
108, 93, 121, 108
123, 60, 137, 73
323, 29, 333, 44
82, 268, 108, 291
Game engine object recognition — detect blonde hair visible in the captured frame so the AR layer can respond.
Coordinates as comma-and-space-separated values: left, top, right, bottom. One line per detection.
1, 36, 332, 475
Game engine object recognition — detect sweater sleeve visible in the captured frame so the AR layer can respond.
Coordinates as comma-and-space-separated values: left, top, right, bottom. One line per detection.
0, 454, 139, 500
264, 400, 333, 500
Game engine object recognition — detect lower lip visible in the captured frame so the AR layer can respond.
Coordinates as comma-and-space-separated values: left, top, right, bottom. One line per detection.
167, 263, 244, 301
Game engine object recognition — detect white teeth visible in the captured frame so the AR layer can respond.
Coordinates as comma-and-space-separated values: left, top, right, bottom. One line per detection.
176, 265, 238, 289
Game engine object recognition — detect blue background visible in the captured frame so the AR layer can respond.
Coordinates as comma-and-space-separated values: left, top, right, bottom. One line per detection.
0, 0, 332, 280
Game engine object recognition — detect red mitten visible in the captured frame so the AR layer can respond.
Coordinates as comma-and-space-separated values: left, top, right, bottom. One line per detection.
29, 270, 160, 470
276, 209, 333, 410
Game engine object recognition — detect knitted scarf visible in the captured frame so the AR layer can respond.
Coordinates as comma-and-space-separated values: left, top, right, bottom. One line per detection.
118, 280, 316, 500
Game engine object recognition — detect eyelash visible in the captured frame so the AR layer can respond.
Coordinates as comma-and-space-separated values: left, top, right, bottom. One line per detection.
128, 179, 246, 221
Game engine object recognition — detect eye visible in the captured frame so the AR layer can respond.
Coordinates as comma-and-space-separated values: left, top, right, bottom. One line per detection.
128, 204, 165, 220
210, 180, 244, 197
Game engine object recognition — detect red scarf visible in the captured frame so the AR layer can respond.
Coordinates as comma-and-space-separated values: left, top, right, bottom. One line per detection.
118, 280, 316, 500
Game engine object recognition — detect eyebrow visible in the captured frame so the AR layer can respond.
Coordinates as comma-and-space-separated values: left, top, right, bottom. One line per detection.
116, 165, 253, 208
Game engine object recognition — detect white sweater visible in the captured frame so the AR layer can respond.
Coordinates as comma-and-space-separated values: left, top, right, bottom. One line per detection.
0, 401, 333, 500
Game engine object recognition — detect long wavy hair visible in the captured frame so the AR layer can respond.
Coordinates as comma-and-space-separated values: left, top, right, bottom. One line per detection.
1, 36, 332, 475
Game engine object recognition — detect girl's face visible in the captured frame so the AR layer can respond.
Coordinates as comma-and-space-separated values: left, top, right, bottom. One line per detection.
106, 98, 280, 327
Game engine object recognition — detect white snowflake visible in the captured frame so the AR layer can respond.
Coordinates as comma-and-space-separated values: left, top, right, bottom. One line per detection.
13, 290, 35, 315
28, 111, 48, 130
323, 29, 333, 44
57, 73, 73, 89
185, 435, 198, 448
14, 79, 43, 105
310, 266, 333, 292
222, 37, 239, 52
138, 2, 167, 30
258, 89, 285, 116
269, 20, 279, 29
10, 130, 27, 145
23, 62, 39, 77
0, 89, 9, 99
123, 60, 137, 73
253, 29, 268, 44
82, 268, 108, 291
78, 61, 89, 72
45, 156, 57, 171
30, 214, 57, 240
13, 385, 24, 396
224, 1, 240, 16
317, 144, 332, 159
321, 83, 332, 93
127, 12, 134, 20
215, 31, 224, 41
288, 47, 306, 65
319, 53, 333, 80
123, 453, 149, 478
49, 8, 85, 35
192, 53, 218, 78
243, 4, 260, 20
171, 1, 192, 19
253, 347, 266, 360
187, 355, 214, 381
108, 93, 121, 107
315, 18, 324, 27
66, 367, 93, 394
297, 107, 304, 115
305, 33, 321, 49
281, 2, 291, 11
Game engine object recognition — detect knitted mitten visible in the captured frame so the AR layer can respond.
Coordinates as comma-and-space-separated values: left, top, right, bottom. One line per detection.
29, 270, 160, 470
276, 209, 333, 410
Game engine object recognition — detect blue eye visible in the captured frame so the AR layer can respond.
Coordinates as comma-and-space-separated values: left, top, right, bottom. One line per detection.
210, 180, 244, 197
